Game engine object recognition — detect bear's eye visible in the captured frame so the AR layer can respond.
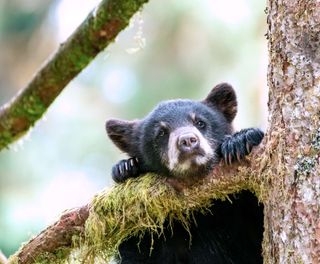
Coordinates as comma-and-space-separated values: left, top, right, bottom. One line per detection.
196, 120, 206, 129
158, 128, 166, 137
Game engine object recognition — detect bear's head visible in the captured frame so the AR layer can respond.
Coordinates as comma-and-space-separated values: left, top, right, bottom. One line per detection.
106, 83, 237, 179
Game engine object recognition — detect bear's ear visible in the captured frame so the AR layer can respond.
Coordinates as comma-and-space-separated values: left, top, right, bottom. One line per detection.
203, 83, 237, 122
106, 119, 138, 154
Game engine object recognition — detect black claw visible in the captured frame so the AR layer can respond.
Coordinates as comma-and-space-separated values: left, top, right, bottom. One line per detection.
112, 157, 141, 183
246, 141, 251, 154
119, 164, 124, 174
236, 152, 241, 162
228, 153, 232, 165
219, 128, 264, 165
224, 153, 228, 164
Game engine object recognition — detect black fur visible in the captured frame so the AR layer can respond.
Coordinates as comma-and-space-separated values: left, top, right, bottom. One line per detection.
220, 128, 264, 165
117, 191, 263, 264
112, 128, 264, 181
112, 157, 140, 183
202, 82, 237, 122
106, 83, 265, 263
107, 83, 238, 182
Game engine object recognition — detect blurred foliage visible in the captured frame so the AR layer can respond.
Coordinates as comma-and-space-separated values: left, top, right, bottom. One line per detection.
0, 0, 267, 257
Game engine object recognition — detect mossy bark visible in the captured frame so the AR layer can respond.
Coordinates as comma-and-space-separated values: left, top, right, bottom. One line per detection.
8, 164, 259, 264
0, 0, 149, 151
7, 205, 89, 264
262, 1, 320, 263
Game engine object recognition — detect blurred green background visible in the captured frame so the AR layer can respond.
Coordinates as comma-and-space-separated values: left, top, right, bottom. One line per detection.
0, 0, 268, 256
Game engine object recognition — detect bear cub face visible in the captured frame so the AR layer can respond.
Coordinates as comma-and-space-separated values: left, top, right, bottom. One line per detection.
106, 83, 237, 181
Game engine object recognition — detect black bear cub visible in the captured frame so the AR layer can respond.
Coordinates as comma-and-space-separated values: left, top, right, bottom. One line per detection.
106, 83, 264, 264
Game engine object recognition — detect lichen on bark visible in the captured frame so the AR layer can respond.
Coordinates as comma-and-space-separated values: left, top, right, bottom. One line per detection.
263, 0, 320, 263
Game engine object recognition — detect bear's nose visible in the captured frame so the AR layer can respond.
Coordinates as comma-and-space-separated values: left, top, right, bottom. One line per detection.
178, 133, 199, 153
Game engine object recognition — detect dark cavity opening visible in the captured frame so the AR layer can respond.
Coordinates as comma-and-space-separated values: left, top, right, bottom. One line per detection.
117, 190, 264, 264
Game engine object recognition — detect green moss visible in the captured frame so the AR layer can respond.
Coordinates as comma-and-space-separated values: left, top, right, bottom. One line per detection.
13, 93, 47, 121
8, 164, 253, 263
0, 130, 13, 149
31, 248, 71, 264
81, 173, 248, 262
8, 247, 72, 264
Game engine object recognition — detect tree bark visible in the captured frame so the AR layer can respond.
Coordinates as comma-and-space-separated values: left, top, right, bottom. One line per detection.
15, 205, 89, 264
263, 1, 320, 263
0, 0, 149, 151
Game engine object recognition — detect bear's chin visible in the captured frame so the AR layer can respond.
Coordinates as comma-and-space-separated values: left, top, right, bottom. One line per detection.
168, 157, 215, 180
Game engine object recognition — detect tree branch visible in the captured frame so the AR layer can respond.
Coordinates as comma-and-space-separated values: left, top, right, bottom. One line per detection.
0, 0, 149, 151
14, 205, 90, 264
8, 149, 263, 264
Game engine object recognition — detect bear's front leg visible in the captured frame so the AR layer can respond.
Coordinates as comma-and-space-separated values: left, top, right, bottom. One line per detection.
220, 128, 264, 165
112, 157, 140, 183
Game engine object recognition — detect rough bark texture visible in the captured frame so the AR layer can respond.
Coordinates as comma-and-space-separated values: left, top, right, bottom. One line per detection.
13, 205, 89, 264
263, 1, 320, 263
0, 0, 149, 151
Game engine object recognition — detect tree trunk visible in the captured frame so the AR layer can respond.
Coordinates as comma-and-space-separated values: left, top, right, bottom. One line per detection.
263, 1, 320, 263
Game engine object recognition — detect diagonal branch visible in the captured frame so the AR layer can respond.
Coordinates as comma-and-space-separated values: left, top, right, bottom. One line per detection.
0, 0, 149, 151
15, 205, 90, 264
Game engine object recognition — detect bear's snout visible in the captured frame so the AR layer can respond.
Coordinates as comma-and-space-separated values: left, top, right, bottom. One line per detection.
177, 133, 200, 153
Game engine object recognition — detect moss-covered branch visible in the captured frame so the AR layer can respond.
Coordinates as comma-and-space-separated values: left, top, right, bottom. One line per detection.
10, 205, 89, 264
8, 150, 263, 264
0, 0, 149, 151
